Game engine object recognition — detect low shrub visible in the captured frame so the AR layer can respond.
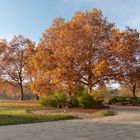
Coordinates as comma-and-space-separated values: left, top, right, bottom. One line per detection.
40, 92, 104, 109
77, 94, 95, 108
96, 110, 115, 116
40, 97, 48, 106
136, 98, 140, 104
92, 94, 104, 106
108, 96, 120, 104
108, 96, 127, 105
70, 95, 79, 107
94, 99, 104, 106
40, 92, 68, 108
118, 97, 128, 105
108, 96, 140, 105
70, 92, 104, 108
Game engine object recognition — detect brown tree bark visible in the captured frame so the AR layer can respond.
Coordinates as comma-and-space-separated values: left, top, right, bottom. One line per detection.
132, 84, 137, 99
88, 73, 93, 94
19, 82, 24, 100
35, 94, 39, 100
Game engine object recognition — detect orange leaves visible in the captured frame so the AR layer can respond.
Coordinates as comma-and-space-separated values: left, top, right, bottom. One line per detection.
29, 8, 115, 95
92, 60, 109, 77
21, 8, 140, 97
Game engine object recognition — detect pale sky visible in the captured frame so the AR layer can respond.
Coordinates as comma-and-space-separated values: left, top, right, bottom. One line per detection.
0, 0, 139, 42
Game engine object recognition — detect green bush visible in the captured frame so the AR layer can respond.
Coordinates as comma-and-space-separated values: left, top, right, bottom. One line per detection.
70, 95, 79, 107
108, 96, 128, 105
70, 92, 104, 108
108, 96, 120, 104
135, 98, 140, 105
77, 94, 95, 108
40, 91, 104, 109
40, 92, 68, 108
94, 99, 104, 106
119, 97, 128, 105
108, 96, 140, 105
40, 95, 57, 108
96, 110, 115, 116
40, 97, 48, 106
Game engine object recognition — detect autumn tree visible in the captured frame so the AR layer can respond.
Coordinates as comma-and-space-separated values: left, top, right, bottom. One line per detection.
43, 18, 81, 95
25, 8, 140, 98
0, 35, 33, 100
67, 9, 114, 93
26, 18, 78, 96
31, 9, 115, 96
108, 27, 140, 98
24, 40, 57, 96
24, 40, 41, 100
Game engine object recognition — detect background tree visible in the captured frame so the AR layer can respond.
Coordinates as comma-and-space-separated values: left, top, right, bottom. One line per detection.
0, 35, 33, 100
108, 27, 140, 98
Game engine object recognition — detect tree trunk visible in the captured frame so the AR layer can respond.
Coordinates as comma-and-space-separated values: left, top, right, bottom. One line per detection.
19, 84, 24, 100
19, 83, 24, 100
68, 81, 72, 96
35, 94, 39, 100
88, 74, 92, 94
132, 84, 136, 99
88, 85, 92, 94
132, 84, 137, 106
69, 90, 72, 96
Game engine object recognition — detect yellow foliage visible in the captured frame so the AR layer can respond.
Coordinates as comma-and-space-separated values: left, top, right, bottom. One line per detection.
92, 60, 109, 77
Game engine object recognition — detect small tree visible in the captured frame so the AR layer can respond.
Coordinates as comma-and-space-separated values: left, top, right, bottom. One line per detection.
0, 35, 32, 100
120, 67, 140, 98
109, 28, 140, 98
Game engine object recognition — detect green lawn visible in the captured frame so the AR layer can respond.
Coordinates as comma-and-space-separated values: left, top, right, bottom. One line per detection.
0, 101, 115, 125
0, 101, 77, 126
95, 110, 115, 116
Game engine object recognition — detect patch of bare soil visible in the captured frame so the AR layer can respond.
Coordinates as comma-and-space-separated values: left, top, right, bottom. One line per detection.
29, 108, 109, 119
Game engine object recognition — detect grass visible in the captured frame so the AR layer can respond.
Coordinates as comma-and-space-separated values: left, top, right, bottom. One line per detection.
0, 113, 77, 126
95, 110, 115, 116
0, 100, 41, 109
0, 101, 115, 125
0, 101, 77, 126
